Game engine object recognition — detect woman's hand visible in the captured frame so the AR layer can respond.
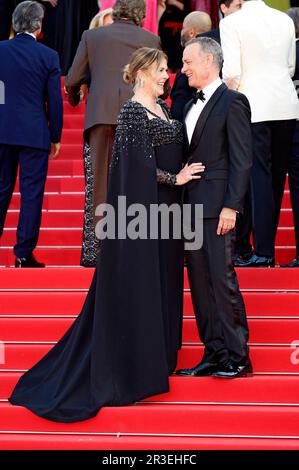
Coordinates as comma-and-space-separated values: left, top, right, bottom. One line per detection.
175, 163, 205, 186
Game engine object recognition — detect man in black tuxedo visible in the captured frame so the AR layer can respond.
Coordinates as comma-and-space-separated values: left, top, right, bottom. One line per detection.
0, 1, 63, 267
176, 37, 252, 378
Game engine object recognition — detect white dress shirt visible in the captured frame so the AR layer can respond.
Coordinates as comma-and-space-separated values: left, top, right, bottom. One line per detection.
185, 77, 222, 144
17, 32, 37, 40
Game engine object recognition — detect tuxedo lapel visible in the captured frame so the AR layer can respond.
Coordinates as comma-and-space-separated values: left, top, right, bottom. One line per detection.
188, 83, 227, 157
182, 98, 194, 149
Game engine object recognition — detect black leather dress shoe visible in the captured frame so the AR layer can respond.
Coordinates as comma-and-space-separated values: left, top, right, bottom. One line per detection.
175, 361, 218, 376
15, 253, 45, 268
233, 251, 253, 266
235, 253, 275, 268
212, 360, 253, 379
280, 257, 299, 268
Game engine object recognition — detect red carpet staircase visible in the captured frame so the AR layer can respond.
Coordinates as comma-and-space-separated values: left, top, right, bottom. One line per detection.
0, 79, 299, 449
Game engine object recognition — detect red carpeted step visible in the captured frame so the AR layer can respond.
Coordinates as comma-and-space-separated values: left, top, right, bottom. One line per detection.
0, 246, 296, 267
63, 115, 84, 129
1, 434, 299, 450
276, 228, 296, 245
10, 194, 84, 210
0, 248, 81, 268
1, 228, 83, 247
274, 247, 297, 264
1, 403, 299, 438
2, 373, 299, 405
282, 190, 291, 209
1, 317, 298, 344
279, 209, 293, 226
1, 291, 299, 315
15, 177, 85, 193
1, 344, 298, 372
57, 144, 83, 160
2, 227, 296, 248
48, 160, 83, 176
1, 267, 299, 290
61, 130, 83, 145
6, 211, 84, 228
63, 102, 85, 115
0, 268, 93, 288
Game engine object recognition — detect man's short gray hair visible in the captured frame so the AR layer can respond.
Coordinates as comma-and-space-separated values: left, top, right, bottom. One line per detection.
12, 1, 45, 34
186, 37, 223, 71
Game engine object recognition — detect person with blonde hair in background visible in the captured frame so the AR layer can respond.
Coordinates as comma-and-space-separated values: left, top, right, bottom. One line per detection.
89, 7, 113, 29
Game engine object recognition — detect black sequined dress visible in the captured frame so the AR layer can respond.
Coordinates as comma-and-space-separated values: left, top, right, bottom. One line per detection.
9, 100, 184, 423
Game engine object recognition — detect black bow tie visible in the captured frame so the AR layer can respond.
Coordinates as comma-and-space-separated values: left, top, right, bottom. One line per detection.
193, 90, 206, 104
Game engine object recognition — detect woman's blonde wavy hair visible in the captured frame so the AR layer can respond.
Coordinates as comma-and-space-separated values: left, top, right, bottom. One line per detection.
123, 47, 168, 87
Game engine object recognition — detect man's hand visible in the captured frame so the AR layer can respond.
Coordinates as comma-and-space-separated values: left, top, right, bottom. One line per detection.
217, 207, 237, 236
49, 142, 60, 160
42, 0, 59, 7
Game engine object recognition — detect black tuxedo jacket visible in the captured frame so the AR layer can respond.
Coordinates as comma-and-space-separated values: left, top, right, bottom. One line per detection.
170, 72, 194, 122
197, 28, 221, 45
183, 83, 252, 219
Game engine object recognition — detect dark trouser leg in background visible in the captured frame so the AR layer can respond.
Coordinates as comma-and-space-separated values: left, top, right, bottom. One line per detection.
289, 121, 299, 258
14, 147, 48, 259
251, 120, 296, 258
271, 119, 296, 235
251, 122, 275, 258
0, 145, 19, 238
235, 189, 252, 258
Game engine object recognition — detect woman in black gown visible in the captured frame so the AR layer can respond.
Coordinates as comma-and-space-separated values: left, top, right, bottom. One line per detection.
9, 48, 204, 422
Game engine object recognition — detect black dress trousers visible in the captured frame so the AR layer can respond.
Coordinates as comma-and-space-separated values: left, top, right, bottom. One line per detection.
185, 219, 249, 365
251, 119, 296, 257
289, 121, 299, 256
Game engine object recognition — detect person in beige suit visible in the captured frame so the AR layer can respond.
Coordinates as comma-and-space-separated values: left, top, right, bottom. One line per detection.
65, 0, 160, 266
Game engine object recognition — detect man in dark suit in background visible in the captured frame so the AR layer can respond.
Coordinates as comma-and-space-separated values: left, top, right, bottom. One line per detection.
65, 0, 160, 231
170, 1, 241, 121
170, 11, 212, 122
0, 1, 63, 267
176, 38, 252, 378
